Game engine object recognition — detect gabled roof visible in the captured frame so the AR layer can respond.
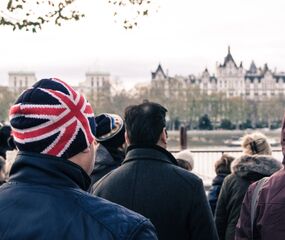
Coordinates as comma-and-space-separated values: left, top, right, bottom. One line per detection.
263, 63, 269, 74
210, 76, 217, 83
151, 64, 167, 80
222, 46, 237, 68
249, 61, 257, 73
202, 68, 210, 77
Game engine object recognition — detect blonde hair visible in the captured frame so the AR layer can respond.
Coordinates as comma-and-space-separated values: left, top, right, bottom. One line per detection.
242, 132, 272, 155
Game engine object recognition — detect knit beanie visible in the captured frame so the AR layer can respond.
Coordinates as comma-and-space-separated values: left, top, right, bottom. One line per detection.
9, 78, 96, 159
174, 149, 194, 170
94, 113, 125, 149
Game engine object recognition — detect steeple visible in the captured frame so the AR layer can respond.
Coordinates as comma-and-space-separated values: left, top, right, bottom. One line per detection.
263, 63, 269, 74
151, 63, 167, 80
223, 46, 237, 68
249, 61, 257, 73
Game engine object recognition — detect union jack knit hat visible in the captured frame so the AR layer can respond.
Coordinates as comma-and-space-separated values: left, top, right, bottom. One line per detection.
9, 78, 96, 159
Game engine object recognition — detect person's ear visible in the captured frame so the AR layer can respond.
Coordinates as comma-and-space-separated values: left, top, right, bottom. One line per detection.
125, 132, 130, 145
82, 146, 91, 153
161, 128, 167, 145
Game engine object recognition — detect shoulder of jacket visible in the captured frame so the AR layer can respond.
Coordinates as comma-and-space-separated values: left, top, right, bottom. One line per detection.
74, 191, 153, 239
171, 165, 203, 189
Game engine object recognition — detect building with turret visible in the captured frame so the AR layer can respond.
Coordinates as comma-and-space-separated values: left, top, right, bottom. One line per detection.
151, 47, 285, 99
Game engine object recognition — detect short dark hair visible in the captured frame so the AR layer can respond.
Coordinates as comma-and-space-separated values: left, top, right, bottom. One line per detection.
124, 102, 167, 145
177, 159, 192, 171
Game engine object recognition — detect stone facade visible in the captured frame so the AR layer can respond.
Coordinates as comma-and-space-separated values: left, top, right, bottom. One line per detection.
8, 72, 37, 92
78, 72, 111, 105
151, 47, 285, 99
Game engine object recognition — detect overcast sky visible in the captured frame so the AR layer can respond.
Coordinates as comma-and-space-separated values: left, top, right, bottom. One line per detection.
1, 0, 285, 89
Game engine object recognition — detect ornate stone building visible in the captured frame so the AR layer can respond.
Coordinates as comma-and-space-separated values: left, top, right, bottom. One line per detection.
151, 47, 285, 99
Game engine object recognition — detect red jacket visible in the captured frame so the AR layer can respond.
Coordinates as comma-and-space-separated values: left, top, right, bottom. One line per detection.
235, 167, 285, 240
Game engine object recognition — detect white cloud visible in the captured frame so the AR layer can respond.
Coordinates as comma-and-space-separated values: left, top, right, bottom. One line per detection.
0, 0, 285, 87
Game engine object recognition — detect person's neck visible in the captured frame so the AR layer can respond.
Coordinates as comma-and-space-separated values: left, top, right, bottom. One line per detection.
157, 142, 166, 149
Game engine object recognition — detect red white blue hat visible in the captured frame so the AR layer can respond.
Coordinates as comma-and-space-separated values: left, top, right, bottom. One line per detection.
9, 78, 96, 159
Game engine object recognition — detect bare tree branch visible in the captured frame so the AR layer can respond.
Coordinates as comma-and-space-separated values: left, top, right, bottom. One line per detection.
0, 0, 154, 32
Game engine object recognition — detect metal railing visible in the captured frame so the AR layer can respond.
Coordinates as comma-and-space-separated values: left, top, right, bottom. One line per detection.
171, 148, 283, 185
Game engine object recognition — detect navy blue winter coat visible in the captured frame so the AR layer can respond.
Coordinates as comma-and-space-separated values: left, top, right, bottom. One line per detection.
0, 151, 158, 240
207, 173, 227, 214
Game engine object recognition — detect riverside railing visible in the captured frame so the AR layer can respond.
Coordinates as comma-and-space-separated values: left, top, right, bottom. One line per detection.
170, 148, 283, 186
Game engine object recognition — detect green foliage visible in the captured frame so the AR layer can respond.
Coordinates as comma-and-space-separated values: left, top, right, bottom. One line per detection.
198, 114, 213, 130
239, 119, 252, 130
220, 119, 234, 130
1, 0, 84, 32
108, 0, 153, 29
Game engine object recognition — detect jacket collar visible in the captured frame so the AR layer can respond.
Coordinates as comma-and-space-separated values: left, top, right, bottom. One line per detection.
231, 154, 283, 178
9, 151, 91, 191
124, 144, 178, 165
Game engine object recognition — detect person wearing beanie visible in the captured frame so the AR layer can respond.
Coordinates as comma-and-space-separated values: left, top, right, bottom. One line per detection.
174, 149, 194, 171
207, 154, 235, 215
0, 78, 157, 240
215, 132, 282, 240
90, 113, 126, 187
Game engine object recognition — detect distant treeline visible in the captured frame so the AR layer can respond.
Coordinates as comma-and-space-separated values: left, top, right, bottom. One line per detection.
1, 86, 284, 131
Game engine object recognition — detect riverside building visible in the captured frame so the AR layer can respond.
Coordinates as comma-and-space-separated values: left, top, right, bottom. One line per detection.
151, 47, 285, 99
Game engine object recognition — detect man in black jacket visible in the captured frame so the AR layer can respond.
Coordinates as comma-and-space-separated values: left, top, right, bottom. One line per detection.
0, 78, 157, 240
93, 101, 218, 240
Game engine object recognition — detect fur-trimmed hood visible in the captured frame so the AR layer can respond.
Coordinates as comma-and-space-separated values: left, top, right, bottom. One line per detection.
231, 154, 283, 178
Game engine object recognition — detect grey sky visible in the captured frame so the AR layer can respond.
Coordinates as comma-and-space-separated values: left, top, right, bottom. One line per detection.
0, 0, 285, 89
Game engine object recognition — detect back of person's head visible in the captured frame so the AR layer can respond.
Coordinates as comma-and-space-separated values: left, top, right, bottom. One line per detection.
174, 149, 194, 171
215, 154, 235, 174
9, 78, 96, 160
242, 132, 272, 155
124, 101, 167, 145
94, 113, 125, 149
0, 125, 16, 159
0, 125, 12, 149
0, 157, 5, 180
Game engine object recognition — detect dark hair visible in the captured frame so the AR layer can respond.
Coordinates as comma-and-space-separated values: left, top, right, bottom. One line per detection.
177, 159, 192, 171
215, 154, 235, 174
0, 125, 16, 159
124, 102, 167, 145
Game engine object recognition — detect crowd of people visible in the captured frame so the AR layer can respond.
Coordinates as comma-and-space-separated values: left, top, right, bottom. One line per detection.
0, 77, 284, 239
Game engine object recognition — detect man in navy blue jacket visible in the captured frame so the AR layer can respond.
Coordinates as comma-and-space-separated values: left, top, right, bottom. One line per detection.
0, 78, 157, 240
